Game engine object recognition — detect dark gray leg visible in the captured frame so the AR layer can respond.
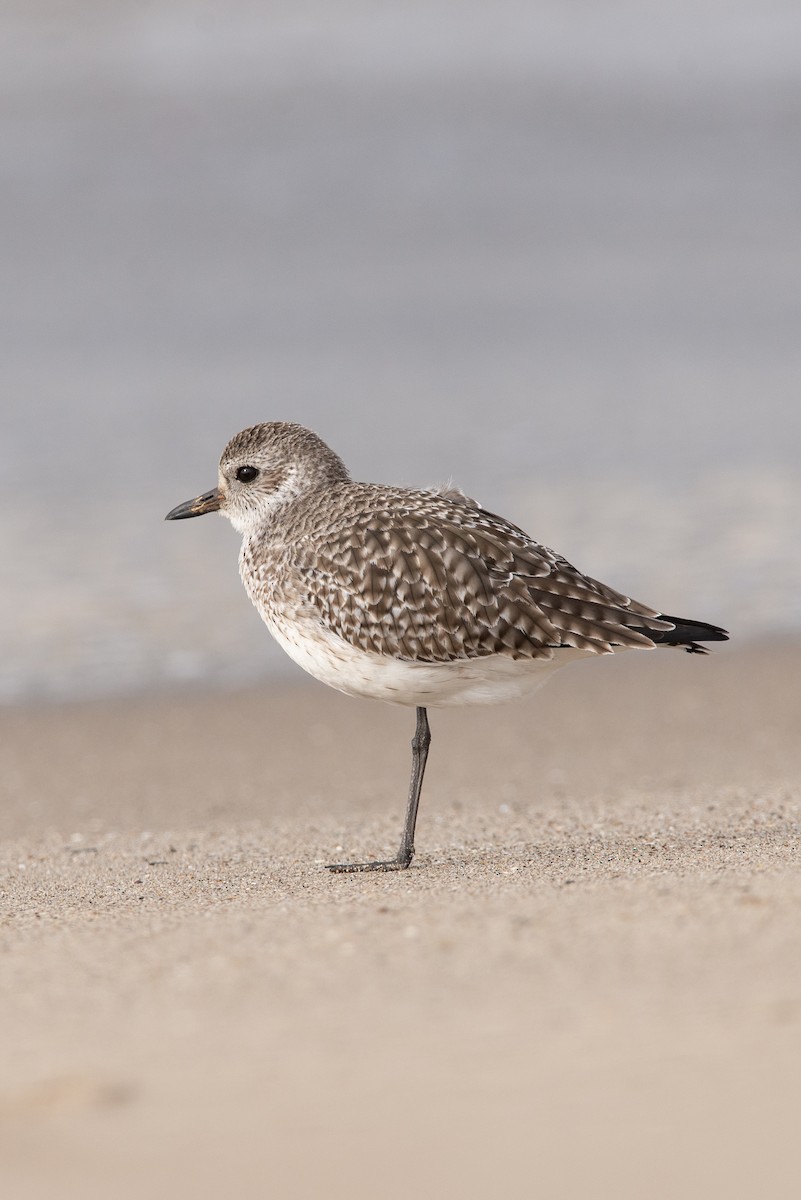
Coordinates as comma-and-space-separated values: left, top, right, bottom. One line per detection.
327, 707, 431, 874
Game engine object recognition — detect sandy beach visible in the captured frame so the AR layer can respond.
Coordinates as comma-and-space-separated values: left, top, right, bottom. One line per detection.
1, 639, 800, 1198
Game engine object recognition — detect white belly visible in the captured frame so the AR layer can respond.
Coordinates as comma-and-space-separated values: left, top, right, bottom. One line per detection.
263, 611, 592, 708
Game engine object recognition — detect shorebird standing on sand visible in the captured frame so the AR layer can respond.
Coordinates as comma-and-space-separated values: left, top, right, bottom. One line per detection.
166, 422, 728, 873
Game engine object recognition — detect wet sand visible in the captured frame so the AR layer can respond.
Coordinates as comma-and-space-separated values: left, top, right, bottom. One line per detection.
1, 641, 800, 1199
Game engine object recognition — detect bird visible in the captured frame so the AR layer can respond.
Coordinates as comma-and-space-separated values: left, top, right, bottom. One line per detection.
166, 422, 728, 873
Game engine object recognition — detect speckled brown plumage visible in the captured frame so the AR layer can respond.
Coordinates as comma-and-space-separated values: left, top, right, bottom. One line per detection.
242, 481, 675, 665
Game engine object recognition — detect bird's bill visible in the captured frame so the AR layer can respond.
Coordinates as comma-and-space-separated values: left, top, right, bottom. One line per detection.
164, 488, 222, 520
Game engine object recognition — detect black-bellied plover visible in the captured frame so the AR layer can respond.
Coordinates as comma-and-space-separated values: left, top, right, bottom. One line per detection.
166, 422, 728, 872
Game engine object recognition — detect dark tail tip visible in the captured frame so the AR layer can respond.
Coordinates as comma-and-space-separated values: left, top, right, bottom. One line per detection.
653, 615, 729, 654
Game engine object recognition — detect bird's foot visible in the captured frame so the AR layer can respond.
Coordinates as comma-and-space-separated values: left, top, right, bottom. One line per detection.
326, 851, 413, 874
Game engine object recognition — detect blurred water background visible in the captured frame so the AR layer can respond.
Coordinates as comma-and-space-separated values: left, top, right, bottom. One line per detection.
2, 0, 800, 703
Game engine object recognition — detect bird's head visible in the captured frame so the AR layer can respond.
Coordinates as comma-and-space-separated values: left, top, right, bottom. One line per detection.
165, 422, 350, 535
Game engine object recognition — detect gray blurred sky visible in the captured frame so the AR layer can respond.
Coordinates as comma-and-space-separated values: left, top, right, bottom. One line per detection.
2, 1, 800, 699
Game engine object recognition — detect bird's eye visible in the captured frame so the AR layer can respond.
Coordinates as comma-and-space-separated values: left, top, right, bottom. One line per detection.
235, 465, 260, 483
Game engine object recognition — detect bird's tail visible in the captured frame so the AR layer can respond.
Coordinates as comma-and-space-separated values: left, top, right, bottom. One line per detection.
639, 615, 729, 655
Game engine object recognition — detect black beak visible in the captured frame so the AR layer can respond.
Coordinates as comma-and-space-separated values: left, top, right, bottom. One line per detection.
165, 488, 222, 520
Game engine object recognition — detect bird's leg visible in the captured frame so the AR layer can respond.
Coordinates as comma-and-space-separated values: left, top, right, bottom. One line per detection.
395, 706, 431, 866
327, 707, 431, 874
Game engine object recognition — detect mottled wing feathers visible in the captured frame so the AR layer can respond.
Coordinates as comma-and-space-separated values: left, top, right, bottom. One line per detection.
295, 488, 672, 663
